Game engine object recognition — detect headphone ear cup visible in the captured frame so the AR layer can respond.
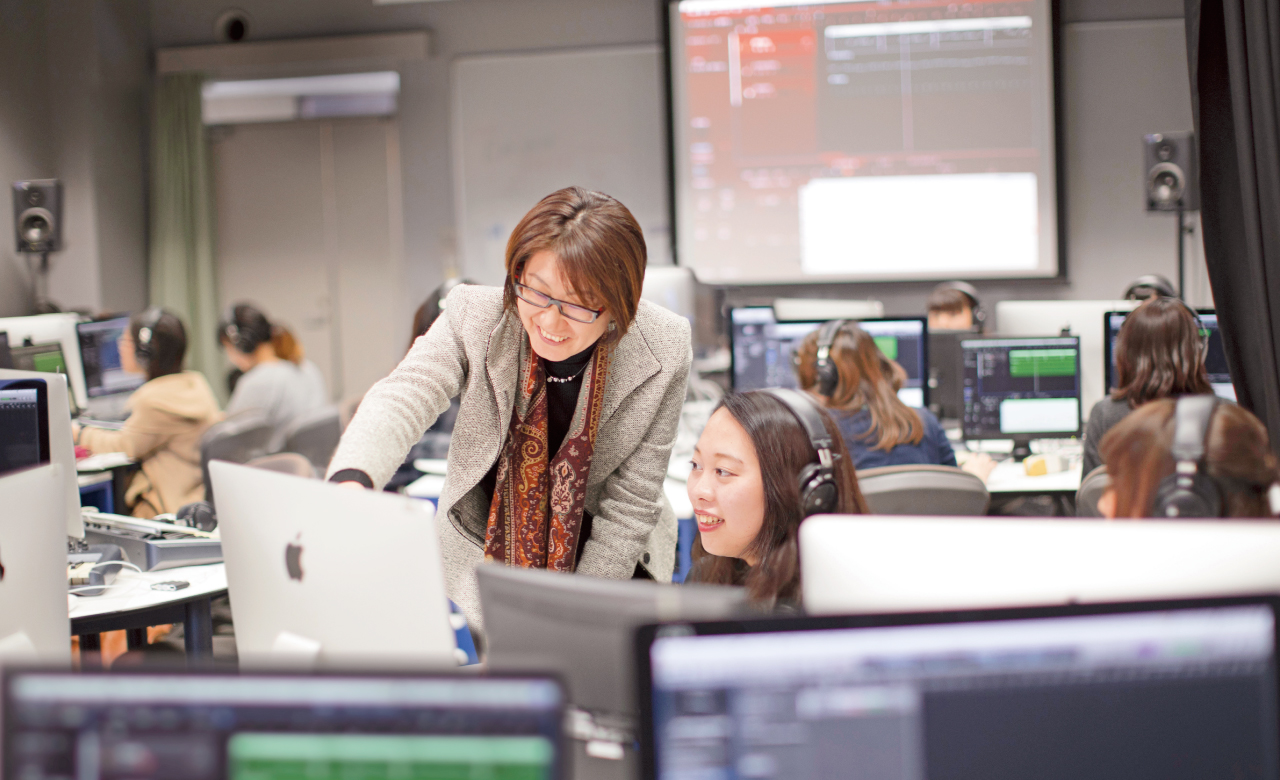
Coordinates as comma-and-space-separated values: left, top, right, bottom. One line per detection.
1152, 473, 1223, 518
798, 463, 838, 517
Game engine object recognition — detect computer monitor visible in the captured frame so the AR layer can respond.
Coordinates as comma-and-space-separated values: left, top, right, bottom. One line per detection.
800, 515, 1280, 616
0, 313, 89, 411
0, 465, 72, 664
641, 265, 696, 327
637, 596, 1280, 780
77, 316, 146, 399
729, 306, 929, 408
0, 369, 83, 539
961, 335, 1080, 456
210, 461, 457, 669
4, 670, 566, 780
0, 377, 49, 475
926, 330, 967, 421
10, 342, 66, 375
0, 331, 12, 369
1105, 308, 1236, 401
476, 564, 749, 715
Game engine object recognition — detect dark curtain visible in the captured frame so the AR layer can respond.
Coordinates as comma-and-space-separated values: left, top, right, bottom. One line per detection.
1185, 0, 1280, 451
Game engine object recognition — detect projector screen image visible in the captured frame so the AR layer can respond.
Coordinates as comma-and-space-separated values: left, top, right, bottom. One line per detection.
668, 0, 1060, 283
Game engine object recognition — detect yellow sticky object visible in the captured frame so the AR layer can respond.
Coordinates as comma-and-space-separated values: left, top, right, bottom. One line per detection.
1024, 455, 1048, 477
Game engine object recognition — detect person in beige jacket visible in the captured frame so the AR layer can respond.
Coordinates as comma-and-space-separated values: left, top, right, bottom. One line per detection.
73, 309, 222, 518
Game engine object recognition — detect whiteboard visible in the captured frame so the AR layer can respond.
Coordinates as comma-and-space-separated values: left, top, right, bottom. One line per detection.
452, 45, 672, 285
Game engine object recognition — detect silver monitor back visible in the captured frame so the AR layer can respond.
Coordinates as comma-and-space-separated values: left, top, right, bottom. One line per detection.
0, 368, 83, 538
0, 313, 88, 410
0, 465, 72, 664
477, 564, 749, 714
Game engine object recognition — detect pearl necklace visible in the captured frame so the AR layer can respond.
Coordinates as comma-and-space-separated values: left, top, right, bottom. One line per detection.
546, 365, 588, 384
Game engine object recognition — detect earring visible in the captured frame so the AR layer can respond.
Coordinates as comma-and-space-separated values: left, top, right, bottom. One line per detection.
607, 321, 616, 332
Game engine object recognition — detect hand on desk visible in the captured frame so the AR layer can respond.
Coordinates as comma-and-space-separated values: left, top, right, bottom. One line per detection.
961, 452, 998, 483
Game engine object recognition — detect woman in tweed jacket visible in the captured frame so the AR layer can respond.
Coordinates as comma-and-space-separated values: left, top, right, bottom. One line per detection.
328, 188, 691, 626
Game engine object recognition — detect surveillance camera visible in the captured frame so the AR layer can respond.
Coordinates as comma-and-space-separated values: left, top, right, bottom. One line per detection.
215, 9, 251, 43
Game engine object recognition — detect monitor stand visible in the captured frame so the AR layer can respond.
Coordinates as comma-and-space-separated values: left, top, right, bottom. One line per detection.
1011, 437, 1034, 462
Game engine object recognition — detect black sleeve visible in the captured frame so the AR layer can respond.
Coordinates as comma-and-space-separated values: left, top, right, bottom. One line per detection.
328, 468, 374, 489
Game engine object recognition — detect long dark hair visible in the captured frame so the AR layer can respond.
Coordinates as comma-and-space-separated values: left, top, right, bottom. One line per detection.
131, 310, 186, 382
1113, 297, 1213, 406
795, 322, 924, 451
219, 303, 304, 365
688, 391, 868, 606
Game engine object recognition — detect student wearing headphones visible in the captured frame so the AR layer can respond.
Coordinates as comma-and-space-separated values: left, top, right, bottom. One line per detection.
327, 187, 692, 627
1096, 395, 1278, 518
1082, 297, 1213, 475
926, 281, 984, 332
220, 304, 327, 432
72, 309, 221, 518
685, 389, 866, 608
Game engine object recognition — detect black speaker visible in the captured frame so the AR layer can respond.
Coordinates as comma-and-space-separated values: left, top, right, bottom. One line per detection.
12, 179, 62, 253
1144, 133, 1198, 212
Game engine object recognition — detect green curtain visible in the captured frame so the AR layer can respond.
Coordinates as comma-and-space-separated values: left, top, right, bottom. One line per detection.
148, 73, 224, 402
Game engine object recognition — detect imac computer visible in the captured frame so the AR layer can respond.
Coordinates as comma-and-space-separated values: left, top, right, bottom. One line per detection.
1105, 308, 1236, 401
637, 595, 1280, 780
0, 370, 83, 538
0, 465, 72, 664
961, 335, 1081, 459
0, 314, 89, 411
729, 306, 929, 408
5, 669, 566, 780
77, 316, 146, 419
800, 515, 1280, 616
641, 265, 696, 326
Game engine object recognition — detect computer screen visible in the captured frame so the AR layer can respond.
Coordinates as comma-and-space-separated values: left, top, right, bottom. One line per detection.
1105, 309, 1236, 401
639, 599, 1279, 780
667, 0, 1060, 283
4, 671, 566, 780
0, 378, 49, 475
77, 316, 146, 398
10, 342, 66, 377
961, 335, 1080, 440
729, 307, 928, 407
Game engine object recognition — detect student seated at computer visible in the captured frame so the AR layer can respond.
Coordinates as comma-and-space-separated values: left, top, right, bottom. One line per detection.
926, 281, 982, 332
1096, 396, 1278, 518
219, 304, 328, 432
685, 390, 866, 608
72, 309, 221, 518
1082, 297, 1213, 475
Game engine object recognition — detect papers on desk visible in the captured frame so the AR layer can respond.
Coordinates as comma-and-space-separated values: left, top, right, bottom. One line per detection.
76, 452, 133, 472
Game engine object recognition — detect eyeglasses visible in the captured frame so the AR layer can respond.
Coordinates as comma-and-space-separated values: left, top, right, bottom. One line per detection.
512, 281, 605, 324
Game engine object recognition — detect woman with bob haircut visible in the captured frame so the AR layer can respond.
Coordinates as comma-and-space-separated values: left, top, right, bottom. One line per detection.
328, 187, 692, 626
1096, 397, 1279, 518
685, 390, 867, 608
73, 309, 221, 518
1082, 297, 1214, 475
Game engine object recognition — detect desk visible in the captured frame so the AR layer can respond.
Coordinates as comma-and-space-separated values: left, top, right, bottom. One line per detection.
70, 563, 226, 663
986, 461, 1083, 496
77, 453, 136, 517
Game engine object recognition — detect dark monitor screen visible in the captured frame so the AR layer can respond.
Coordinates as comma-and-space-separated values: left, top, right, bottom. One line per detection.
1105, 309, 1235, 401
78, 316, 146, 398
10, 342, 66, 377
4, 671, 566, 780
729, 307, 929, 408
0, 331, 12, 369
0, 377, 50, 476
638, 598, 1280, 780
961, 335, 1081, 440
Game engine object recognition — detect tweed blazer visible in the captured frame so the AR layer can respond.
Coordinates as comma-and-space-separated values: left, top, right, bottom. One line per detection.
327, 284, 692, 627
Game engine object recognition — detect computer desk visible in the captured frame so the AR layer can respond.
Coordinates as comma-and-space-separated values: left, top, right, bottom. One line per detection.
986, 460, 1083, 496
70, 562, 226, 664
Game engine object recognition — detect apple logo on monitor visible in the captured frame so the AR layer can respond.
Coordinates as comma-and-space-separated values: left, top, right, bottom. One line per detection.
0, 547, 5, 581
285, 534, 303, 582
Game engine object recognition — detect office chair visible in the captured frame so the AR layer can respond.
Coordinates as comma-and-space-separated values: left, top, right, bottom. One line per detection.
282, 405, 343, 474
338, 393, 364, 431
200, 410, 274, 508
1076, 465, 1112, 518
246, 452, 316, 479
855, 464, 991, 516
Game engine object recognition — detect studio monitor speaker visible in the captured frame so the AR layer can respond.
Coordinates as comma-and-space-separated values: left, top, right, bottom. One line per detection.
1144, 132, 1198, 212
12, 179, 62, 253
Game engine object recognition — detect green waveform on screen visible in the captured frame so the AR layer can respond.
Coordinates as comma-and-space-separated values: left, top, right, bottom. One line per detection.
1008, 349, 1076, 378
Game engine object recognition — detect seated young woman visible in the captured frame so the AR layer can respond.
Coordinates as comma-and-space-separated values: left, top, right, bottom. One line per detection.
684, 389, 867, 608
72, 309, 221, 518
1097, 396, 1278, 519
1082, 297, 1213, 475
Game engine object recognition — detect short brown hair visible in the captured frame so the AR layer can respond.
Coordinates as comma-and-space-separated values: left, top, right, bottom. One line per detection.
794, 323, 924, 451
1113, 297, 1213, 407
1099, 398, 1279, 518
502, 187, 646, 338
927, 288, 972, 316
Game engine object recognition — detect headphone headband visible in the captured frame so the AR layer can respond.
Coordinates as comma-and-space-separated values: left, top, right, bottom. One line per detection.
932, 281, 985, 328
764, 388, 833, 454
134, 307, 165, 366
762, 388, 840, 518
1152, 394, 1223, 517
814, 319, 847, 397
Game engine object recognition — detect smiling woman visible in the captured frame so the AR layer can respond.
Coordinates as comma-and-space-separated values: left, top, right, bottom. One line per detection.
326, 187, 693, 628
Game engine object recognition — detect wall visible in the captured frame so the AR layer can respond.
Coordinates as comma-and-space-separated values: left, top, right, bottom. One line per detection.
148, 0, 1199, 343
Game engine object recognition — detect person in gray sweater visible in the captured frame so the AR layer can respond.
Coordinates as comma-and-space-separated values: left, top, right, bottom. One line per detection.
1082, 297, 1215, 475
220, 304, 327, 433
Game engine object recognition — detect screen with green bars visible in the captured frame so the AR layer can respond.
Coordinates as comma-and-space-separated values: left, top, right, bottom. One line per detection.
228, 733, 555, 780
873, 336, 898, 362
1008, 349, 1076, 378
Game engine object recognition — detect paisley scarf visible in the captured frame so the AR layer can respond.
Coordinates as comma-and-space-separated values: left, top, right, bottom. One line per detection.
483, 337, 611, 571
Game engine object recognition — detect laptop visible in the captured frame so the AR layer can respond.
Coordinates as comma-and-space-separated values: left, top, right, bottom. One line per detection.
4, 669, 567, 780
210, 461, 457, 669
0, 465, 72, 664
637, 596, 1280, 780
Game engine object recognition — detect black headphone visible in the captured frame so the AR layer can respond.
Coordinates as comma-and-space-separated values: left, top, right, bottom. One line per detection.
133, 307, 165, 367
220, 305, 268, 354
932, 281, 985, 330
1150, 395, 1224, 518
1125, 274, 1179, 301
763, 388, 840, 518
814, 319, 846, 397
